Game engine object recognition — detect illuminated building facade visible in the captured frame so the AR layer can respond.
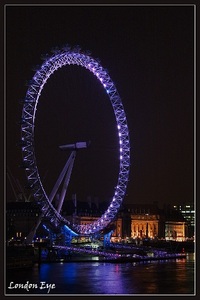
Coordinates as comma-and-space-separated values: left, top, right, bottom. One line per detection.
173, 203, 195, 238
130, 214, 159, 239
6, 200, 189, 242
124, 203, 160, 239
110, 217, 123, 242
162, 204, 187, 241
165, 221, 186, 241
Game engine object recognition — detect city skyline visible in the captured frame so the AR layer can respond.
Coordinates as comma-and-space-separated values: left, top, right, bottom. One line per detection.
5, 4, 195, 208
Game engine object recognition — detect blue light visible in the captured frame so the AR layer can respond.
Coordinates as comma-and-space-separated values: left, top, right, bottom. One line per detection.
64, 225, 78, 236
43, 224, 50, 232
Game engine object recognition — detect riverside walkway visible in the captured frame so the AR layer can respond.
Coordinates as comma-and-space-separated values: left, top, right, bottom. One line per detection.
53, 245, 121, 259
53, 244, 186, 262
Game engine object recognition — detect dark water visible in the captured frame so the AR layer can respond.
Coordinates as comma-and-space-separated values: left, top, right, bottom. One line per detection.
6, 253, 195, 295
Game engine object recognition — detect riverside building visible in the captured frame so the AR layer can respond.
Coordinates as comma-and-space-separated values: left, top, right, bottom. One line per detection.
6, 199, 189, 243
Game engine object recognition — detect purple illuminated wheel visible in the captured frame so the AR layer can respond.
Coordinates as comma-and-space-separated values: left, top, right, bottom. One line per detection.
21, 46, 130, 235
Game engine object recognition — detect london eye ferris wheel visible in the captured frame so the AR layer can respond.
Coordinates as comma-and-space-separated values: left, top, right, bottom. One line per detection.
20, 45, 130, 237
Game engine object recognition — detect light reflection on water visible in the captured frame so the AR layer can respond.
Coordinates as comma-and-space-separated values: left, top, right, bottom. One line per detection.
6, 253, 195, 295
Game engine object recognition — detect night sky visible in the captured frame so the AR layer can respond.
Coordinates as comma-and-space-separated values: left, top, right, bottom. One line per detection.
5, 4, 194, 208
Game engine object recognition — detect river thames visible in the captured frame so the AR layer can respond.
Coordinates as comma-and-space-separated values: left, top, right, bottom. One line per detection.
5, 252, 195, 296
